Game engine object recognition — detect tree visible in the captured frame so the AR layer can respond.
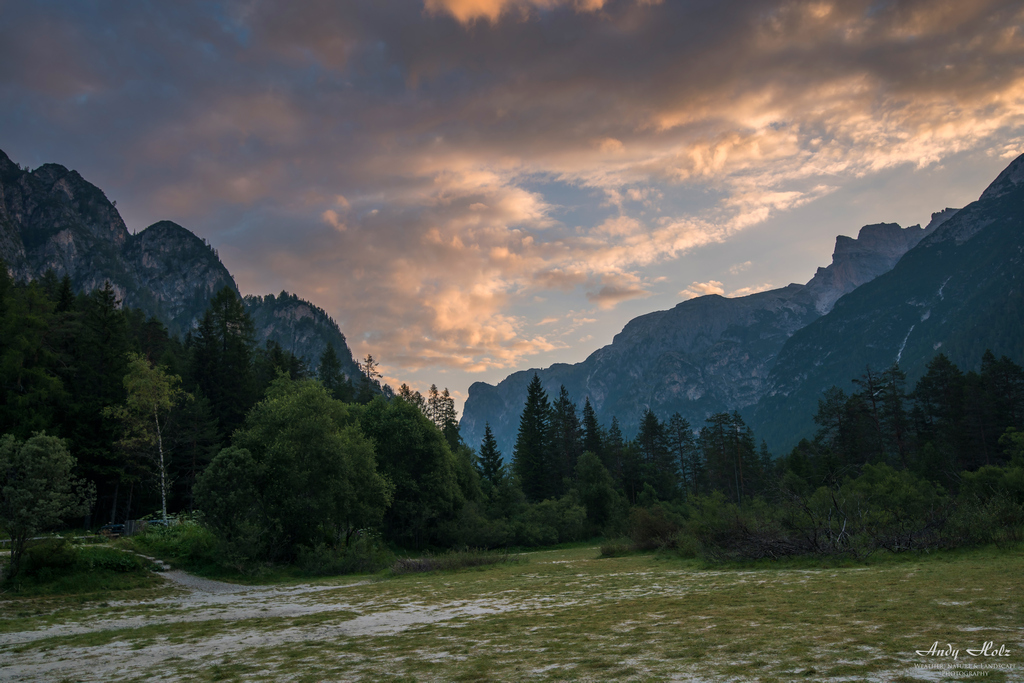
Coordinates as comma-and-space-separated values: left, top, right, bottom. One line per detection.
356, 354, 381, 404
477, 423, 504, 487
0, 433, 94, 580
635, 408, 676, 500
879, 364, 910, 468
439, 388, 461, 451
196, 378, 393, 563
667, 412, 699, 496
104, 353, 188, 523
549, 385, 583, 494
912, 354, 966, 473
513, 374, 553, 502
0, 277, 65, 437
581, 397, 604, 461
358, 396, 461, 548
397, 383, 425, 412
318, 343, 350, 402
188, 287, 256, 437
575, 451, 620, 535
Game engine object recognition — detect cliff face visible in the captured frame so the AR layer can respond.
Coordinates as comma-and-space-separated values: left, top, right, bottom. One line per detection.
0, 150, 133, 299
461, 219, 935, 457
0, 148, 359, 372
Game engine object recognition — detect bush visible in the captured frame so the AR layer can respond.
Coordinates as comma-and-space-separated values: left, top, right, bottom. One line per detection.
598, 540, 632, 557
11, 538, 157, 591
390, 548, 522, 575
24, 538, 79, 580
943, 494, 1024, 547
128, 515, 220, 572
81, 547, 154, 573
296, 534, 395, 576
628, 505, 683, 550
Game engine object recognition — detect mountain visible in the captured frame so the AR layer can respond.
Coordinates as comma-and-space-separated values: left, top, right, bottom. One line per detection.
0, 148, 361, 379
245, 291, 360, 379
461, 217, 946, 457
751, 155, 1024, 452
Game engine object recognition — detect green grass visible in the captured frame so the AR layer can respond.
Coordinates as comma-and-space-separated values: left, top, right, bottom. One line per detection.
2, 543, 1022, 682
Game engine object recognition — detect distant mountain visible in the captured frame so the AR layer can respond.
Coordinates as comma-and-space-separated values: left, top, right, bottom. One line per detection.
751, 155, 1024, 452
461, 215, 949, 457
0, 148, 362, 379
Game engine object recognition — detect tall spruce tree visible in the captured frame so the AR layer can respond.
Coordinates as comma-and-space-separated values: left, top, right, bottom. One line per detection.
477, 422, 504, 486
549, 385, 583, 494
667, 412, 699, 496
636, 408, 675, 499
317, 343, 349, 401
582, 397, 604, 461
513, 374, 553, 501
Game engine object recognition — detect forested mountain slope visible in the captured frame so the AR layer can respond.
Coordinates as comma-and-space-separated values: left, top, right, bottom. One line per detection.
751, 154, 1024, 452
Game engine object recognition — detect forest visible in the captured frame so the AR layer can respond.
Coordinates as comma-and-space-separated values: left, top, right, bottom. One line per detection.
2, 267, 1023, 583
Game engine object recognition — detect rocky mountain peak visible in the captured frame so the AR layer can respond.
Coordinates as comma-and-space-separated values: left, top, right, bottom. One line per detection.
979, 153, 1024, 201
803, 222, 927, 315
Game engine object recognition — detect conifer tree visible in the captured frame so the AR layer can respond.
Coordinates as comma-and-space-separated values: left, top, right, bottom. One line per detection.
188, 287, 256, 437
582, 396, 604, 460
356, 354, 381, 404
513, 374, 553, 501
636, 408, 676, 500
477, 422, 504, 486
667, 412, 699, 496
317, 343, 347, 400
549, 385, 583, 494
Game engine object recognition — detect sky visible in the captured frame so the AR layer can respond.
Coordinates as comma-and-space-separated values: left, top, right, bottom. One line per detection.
2, 0, 1023, 413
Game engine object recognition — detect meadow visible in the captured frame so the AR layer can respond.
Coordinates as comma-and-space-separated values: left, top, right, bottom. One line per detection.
1, 544, 1022, 682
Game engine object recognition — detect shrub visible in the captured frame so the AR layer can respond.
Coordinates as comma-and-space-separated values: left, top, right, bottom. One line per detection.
390, 548, 522, 575
296, 534, 395, 576
598, 540, 632, 557
628, 505, 682, 550
943, 493, 1024, 547
24, 538, 79, 579
129, 515, 219, 571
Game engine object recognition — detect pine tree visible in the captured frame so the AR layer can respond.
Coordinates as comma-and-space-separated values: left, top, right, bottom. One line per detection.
667, 412, 699, 496
879, 364, 909, 468
317, 343, 346, 400
605, 415, 625, 484
188, 287, 256, 437
549, 385, 582, 494
513, 374, 553, 502
582, 397, 604, 461
356, 354, 381, 404
912, 354, 966, 470
636, 408, 675, 499
477, 422, 504, 486
440, 387, 461, 451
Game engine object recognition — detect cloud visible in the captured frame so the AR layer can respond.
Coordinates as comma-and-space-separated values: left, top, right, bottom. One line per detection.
679, 280, 725, 300
729, 261, 753, 275
728, 282, 775, 297
424, 0, 608, 24
586, 284, 650, 309
2, 0, 1023, 386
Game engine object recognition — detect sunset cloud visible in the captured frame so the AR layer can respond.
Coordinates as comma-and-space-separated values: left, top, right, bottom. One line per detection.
2, 0, 1022, 400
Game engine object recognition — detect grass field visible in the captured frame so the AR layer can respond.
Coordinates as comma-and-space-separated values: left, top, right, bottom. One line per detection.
1, 544, 1022, 682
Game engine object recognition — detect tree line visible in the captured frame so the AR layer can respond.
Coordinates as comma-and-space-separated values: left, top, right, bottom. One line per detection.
2, 259, 1023, 576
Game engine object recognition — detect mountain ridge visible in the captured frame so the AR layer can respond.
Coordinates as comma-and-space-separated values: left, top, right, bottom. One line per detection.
461, 215, 942, 456
0, 148, 362, 381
